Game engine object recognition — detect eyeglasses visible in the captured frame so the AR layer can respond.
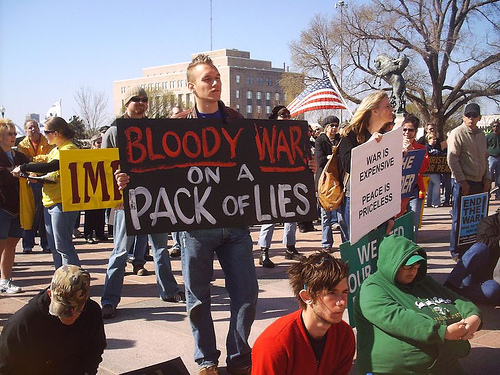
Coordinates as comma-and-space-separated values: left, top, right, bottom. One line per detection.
402, 128, 415, 132
45, 130, 57, 134
6, 131, 17, 136
464, 112, 479, 119
130, 97, 148, 103
402, 263, 421, 270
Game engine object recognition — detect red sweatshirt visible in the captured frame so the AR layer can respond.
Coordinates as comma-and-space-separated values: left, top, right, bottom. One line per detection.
252, 310, 355, 375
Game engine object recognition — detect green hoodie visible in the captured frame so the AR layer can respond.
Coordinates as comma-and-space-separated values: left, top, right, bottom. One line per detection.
354, 235, 481, 375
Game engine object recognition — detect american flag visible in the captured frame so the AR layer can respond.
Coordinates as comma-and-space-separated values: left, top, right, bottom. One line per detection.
287, 77, 347, 117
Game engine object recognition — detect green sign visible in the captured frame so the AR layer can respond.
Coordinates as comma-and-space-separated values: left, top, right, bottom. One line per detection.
340, 212, 414, 327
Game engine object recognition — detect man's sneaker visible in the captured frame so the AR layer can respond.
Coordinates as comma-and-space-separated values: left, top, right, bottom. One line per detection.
102, 304, 116, 319
162, 291, 186, 303
284, 246, 305, 261
133, 265, 149, 276
0, 279, 22, 294
72, 228, 83, 238
332, 223, 341, 231
23, 248, 33, 254
144, 254, 154, 261
199, 365, 218, 375
170, 247, 181, 258
227, 365, 252, 375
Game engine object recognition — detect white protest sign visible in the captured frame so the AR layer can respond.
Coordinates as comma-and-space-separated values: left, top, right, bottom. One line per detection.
349, 127, 403, 244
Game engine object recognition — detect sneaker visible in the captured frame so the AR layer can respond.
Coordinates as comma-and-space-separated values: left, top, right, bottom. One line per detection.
321, 246, 333, 253
170, 247, 181, 258
133, 265, 149, 276
144, 254, 154, 261
332, 223, 341, 230
102, 304, 116, 319
162, 291, 186, 303
284, 246, 305, 261
72, 228, 83, 239
227, 365, 252, 375
0, 279, 22, 294
85, 236, 98, 244
23, 248, 33, 254
199, 365, 219, 375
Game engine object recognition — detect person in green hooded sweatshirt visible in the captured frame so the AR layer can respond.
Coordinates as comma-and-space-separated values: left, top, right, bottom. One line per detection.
354, 235, 481, 375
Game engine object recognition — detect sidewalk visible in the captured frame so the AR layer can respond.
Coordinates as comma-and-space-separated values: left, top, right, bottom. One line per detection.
1, 203, 499, 374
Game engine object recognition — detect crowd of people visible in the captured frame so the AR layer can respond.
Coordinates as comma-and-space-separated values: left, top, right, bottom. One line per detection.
0, 53, 498, 374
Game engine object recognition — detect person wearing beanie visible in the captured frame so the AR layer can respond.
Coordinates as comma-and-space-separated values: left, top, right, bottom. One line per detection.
354, 235, 482, 375
314, 115, 341, 252
447, 102, 490, 260
100, 85, 185, 319
0, 265, 106, 375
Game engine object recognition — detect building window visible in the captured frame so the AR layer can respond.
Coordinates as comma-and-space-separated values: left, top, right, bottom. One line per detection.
236, 104, 240, 112
236, 89, 240, 99
257, 105, 262, 114
170, 81, 175, 89
247, 91, 252, 99
247, 105, 252, 114
236, 75, 241, 83
257, 77, 263, 85
247, 76, 254, 84
256, 91, 262, 100
185, 93, 191, 107
275, 93, 280, 102
266, 92, 271, 100
178, 94, 183, 104
266, 106, 271, 114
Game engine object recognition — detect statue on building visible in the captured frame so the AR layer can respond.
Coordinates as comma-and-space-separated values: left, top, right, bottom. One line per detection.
374, 54, 409, 113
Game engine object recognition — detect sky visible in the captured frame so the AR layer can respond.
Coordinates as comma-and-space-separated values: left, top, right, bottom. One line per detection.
1, 0, 498, 133
0, 0, 343, 131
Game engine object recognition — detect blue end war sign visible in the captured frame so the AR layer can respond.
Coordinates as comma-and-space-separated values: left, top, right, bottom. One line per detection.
401, 149, 425, 199
116, 118, 317, 235
458, 192, 489, 247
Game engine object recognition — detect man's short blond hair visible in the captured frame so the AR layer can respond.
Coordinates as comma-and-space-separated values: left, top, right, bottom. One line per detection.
187, 54, 215, 83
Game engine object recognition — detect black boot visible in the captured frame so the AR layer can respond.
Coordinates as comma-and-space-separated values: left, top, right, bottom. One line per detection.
284, 245, 305, 261
259, 248, 275, 268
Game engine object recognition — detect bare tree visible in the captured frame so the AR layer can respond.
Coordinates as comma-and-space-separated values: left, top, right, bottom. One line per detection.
74, 86, 110, 134
290, 0, 500, 135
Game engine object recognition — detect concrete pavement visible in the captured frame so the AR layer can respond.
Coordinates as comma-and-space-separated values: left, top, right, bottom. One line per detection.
1, 203, 499, 374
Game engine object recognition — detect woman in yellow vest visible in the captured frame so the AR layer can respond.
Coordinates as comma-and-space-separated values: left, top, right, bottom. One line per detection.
13, 117, 80, 269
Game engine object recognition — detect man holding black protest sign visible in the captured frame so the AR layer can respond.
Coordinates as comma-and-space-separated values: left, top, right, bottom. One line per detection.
174, 54, 258, 375
100, 86, 185, 320
447, 103, 490, 260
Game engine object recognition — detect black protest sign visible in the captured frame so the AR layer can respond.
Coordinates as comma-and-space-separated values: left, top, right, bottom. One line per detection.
116, 118, 317, 235
427, 155, 451, 174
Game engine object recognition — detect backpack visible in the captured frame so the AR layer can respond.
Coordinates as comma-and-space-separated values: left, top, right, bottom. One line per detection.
317, 140, 349, 211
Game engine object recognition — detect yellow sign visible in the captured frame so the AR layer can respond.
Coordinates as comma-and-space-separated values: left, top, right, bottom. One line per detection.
60, 148, 122, 211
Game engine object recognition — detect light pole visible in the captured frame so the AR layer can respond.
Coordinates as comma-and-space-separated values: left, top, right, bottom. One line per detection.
335, 0, 347, 122
0, 105, 5, 118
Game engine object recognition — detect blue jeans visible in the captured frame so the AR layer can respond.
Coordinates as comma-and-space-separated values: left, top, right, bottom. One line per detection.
180, 227, 258, 369
409, 195, 423, 241
442, 174, 452, 205
446, 242, 500, 305
22, 182, 48, 250
129, 234, 148, 267
257, 222, 296, 248
426, 174, 441, 207
320, 208, 338, 248
337, 197, 350, 243
489, 155, 500, 197
450, 179, 484, 257
101, 210, 180, 307
43, 204, 80, 269
171, 232, 181, 250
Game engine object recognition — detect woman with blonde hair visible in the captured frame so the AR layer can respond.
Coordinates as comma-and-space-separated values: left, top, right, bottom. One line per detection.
337, 90, 395, 241
13, 117, 80, 269
0, 119, 29, 293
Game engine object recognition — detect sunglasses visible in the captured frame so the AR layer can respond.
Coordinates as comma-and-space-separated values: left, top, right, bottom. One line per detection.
130, 97, 148, 103
464, 113, 479, 119
45, 130, 57, 134
402, 263, 421, 271
402, 128, 415, 132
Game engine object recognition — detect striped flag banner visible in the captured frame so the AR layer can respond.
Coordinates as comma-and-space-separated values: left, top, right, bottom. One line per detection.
287, 77, 348, 117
